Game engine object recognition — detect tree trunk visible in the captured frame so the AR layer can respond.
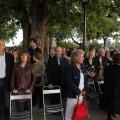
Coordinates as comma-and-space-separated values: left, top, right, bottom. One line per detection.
19, 0, 31, 50
30, 0, 50, 52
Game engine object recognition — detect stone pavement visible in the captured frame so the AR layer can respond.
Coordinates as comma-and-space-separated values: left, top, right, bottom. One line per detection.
32, 100, 120, 120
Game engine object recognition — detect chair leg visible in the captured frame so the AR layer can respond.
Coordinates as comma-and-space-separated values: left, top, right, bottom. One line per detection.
44, 112, 46, 120
62, 111, 64, 120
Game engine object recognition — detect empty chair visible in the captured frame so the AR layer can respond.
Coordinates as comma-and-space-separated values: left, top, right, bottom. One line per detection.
43, 86, 64, 120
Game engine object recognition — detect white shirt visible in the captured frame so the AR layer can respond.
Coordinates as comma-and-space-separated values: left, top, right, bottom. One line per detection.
78, 71, 84, 104
79, 71, 84, 91
0, 53, 6, 78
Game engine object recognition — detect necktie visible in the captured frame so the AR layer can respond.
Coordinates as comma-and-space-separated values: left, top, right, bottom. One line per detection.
32, 48, 34, 51
58, 58, 60, 65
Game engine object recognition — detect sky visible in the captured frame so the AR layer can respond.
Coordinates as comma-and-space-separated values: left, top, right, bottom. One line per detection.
6, 29, 23, 47
5, 29, 114, 47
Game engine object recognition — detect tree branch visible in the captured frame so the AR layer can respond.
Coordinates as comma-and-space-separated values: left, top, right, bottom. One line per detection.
70, 35, 80, 46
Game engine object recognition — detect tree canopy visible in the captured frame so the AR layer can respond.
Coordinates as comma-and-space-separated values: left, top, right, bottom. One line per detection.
0, 0, 120, 49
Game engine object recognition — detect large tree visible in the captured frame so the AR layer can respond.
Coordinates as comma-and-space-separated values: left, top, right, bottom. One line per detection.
0, 0, 120, 50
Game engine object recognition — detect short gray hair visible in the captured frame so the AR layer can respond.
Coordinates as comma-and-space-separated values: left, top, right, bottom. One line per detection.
71, 49, 85, 63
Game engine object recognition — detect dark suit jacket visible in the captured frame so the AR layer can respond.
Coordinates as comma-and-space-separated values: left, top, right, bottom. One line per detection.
28, 47, 42, 63
47, 56, 68, 91
104, 64, 120, 96
66, 64, 88, 98
5, 52, 14, 89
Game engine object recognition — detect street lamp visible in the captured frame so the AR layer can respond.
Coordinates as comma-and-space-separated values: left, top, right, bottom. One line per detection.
82, 0, 90, 51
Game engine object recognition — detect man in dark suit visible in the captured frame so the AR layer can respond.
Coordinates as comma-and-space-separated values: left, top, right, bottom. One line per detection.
28, 38, 42, 63
0, 40, 14, 120
47, 46, 68, 104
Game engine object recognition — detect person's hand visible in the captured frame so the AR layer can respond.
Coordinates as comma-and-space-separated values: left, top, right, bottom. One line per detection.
13, 90, 18, 94
82, 91, 86, 96
25, 89, 31, 94
99, 66, 103, 69
48, 84, 53, 89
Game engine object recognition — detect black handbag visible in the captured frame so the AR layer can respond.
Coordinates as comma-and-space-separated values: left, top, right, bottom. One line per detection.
35, 77, 41, 84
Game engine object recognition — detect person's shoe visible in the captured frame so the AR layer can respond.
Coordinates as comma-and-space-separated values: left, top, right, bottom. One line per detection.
107, 116, 113, 120
106, 118, 113, 120
51, 113, 57, 115
32, 102, 37, 107
57, 111, 62, 116
113, 114, 119, 118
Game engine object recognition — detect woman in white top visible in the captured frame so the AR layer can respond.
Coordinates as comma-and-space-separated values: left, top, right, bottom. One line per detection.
65, 49, 88, 120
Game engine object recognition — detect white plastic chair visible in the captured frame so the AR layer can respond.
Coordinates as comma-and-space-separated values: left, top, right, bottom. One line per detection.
43, 86, 64, 120
10, 93, 33, 120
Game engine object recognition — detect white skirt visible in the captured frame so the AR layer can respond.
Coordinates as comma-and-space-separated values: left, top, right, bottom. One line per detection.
65, 96, 83, 120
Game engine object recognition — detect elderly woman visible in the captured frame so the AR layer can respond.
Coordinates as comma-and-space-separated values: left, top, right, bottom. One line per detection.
32, 52, 45, 109
65, 49, 88, 120
11, 50, 36, 112
104, 53, 120, 120
84, 51, 97, 79
94, 49, 112, 92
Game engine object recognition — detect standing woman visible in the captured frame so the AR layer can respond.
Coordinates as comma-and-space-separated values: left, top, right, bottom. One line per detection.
104, 53, 120, 120
32, 52, 45, 109
65, 49, 88, 120
11, 50, 36, 112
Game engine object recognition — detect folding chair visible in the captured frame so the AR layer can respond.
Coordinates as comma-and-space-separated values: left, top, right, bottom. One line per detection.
10, 93, 33, 120
97, 79, 104, 94
87, 79, 99, 103
43, 86, 64, 120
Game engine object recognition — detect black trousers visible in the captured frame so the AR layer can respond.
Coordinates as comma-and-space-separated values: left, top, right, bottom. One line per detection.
0, 80, 10, 119
32, 86, 43, 108
106, 95, 120, 114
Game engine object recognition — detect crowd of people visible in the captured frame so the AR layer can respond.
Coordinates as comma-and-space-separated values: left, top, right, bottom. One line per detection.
0, 38, 120, 120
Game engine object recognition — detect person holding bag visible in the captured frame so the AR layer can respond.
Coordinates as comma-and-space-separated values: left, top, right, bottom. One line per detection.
65, 49, 88, 120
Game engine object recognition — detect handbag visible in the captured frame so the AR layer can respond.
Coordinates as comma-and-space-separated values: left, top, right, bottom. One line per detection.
72, 96, 88, 120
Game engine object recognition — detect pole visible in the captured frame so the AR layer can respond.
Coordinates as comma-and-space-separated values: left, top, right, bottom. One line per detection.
83, 4, 87, 51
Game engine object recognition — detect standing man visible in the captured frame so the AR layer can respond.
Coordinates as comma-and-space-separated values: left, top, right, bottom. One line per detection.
28, 38, 42, 63
47, 46, 68, 104
0, 40, 14, 120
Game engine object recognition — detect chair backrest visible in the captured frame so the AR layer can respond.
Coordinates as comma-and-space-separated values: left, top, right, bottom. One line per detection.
10, 93, 32, 100
43, 86, 61, 95
98, 80, 104, 85
43, 86, 62, 106
88, 81, 94, 85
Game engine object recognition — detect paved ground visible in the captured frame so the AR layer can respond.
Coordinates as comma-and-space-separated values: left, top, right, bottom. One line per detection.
1, 95, 119, 120
32, 99, 120, 120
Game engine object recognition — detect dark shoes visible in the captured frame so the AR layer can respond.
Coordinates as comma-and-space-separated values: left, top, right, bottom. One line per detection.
112, 114, 119, 118
107, 117, 113, 120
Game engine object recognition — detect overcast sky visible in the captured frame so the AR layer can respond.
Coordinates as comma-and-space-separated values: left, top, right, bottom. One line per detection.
6, 29, 23, 47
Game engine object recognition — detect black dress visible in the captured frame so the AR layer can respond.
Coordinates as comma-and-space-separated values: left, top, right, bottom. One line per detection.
104, 64, 120, 114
